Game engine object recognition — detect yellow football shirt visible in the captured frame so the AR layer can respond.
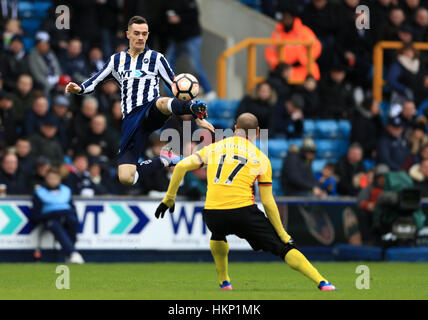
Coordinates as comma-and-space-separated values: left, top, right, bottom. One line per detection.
196, 135, 272, 210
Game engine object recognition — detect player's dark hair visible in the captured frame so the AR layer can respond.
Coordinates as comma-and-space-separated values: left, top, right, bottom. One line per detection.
128, 16, 148, 29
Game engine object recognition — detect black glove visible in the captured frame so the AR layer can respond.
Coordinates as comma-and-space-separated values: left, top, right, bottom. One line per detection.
154, 202, 175, 219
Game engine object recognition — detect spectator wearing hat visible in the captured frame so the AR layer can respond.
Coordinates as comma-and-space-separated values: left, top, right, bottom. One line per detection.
386, 42, 427, 106
28, 31, 62, 96
0, 89, 18, 146
336, 143, 366, 196
318, 63, 355, 119
58, 38, 88, 84
11, 74, 34, 122
270, 93, 304, 138
357, 164, 390, 245
1, 34, 29, 92
350, 98, 383, 159
0, 153, 28, 195
29, 156, 51, 192
377, 116, 411, 171
235, 82, 277, 130
281, 137, 325, 196
52, 95, 72, 151
265, 3, 322, 82
24, 95, 50, 136
29, 114, 64, 167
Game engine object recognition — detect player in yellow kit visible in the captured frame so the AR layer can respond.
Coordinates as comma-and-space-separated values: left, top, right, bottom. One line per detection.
154, 113, 337, 291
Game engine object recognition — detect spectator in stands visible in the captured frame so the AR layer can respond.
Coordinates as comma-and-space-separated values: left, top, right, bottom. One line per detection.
1, 34, 29, 92
52, 95, 72, 152
0, 153, 27, 195
29, 156, 51, 192
68, 1, 101, 51
335, 8, 375, 89
164, 0, 216, 101
376, 6, 406, 42
386, 43, 427, 106
336, 0, 361, 31
30, 168, 84, 264
412, 7, 428, 41
411, 158, 428, 197
72, 114, 118, 162
24, 95, 50, 136
357, 164, 389, 245
377, 116, 411, 171
235, 82, 277, 130
0, 2, 18, 30
301, 0, 339, 74
270, 93, 304, 138
281, 137, 325, 196
0, 89, 18, 146
403, 118, 428, 169
28, 31, 62, 96
88, 160, 117, 195
64, 154, 96, 197
350, 97, 383, 159
318, 63, 355, 119
11, 74, 34, 122
41, 4, 71, 55
266, 62, 292, 103
295, 75, 320, 118
58, 38, 88, 84
15, 137, 33, 178
98, 81, 120, 113
265, 4, 322, 82
371, 0, 394, 30
401, 0, 422, 23
315, 163, 337, 196
2, 18, 22, 46
336, 143, 366, 196
29, 115, 64, 167
409, 143, 428, 176
96, 0, 119, 59
87, 46, 105, 76
398, 99, 418, 134
107, 100, 122, 146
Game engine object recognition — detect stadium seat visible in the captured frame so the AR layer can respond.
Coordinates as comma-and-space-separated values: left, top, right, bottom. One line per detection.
18, 1, 35, 18
272, 178, 284, 196
34, 1, 52, 18
417, 99, 428, 116
209, 99, 239, 118
364, 159, 376, 171
303, 120, 316, 137
337, 120, 351, 139
21, 18, 42, 35
209, 118, 234, 130
312, 159, 328, 173
22, 37, 35, 52
315, 120, 339, 139
267, 139, 288, 158
315, 139, 338, 159
271, 157, 283, 179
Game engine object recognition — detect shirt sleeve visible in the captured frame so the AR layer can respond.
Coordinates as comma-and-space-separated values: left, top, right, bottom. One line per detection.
79, 55, 115, 94
157, 53, 175, 89
258, 155, 272, 185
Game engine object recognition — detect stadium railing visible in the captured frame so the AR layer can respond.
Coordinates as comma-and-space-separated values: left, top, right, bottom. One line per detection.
373, 41, 428, 102
216, 38, 315, 98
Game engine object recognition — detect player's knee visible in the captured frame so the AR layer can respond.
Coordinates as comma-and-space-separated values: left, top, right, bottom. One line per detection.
118, 172, 135, 186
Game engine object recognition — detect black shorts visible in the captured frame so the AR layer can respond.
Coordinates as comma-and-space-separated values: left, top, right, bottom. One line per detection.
118, 97, 170, 166
203, 205, 294, 259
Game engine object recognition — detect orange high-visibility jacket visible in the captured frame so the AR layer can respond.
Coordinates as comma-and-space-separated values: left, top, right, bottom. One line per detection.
265, 18, 322, 82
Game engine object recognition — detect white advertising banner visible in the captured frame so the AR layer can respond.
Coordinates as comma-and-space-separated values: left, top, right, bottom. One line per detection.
0, 199, 252, 250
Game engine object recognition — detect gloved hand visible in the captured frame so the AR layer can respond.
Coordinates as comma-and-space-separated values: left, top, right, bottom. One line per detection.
154, 202, 175, 219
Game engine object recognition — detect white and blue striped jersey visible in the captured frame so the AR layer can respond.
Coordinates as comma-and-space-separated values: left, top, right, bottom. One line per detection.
78, 47, 175, 117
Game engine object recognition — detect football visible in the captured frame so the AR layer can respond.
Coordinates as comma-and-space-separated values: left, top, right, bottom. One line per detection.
171, 73, 200, 101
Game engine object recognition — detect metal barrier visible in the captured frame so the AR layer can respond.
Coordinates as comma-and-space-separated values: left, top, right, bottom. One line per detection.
216, 38, 315, 98
373, 41, 428, 102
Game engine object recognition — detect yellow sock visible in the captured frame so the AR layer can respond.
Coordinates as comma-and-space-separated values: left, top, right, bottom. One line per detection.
210, 240, 230, 284
285, 249, 326, 284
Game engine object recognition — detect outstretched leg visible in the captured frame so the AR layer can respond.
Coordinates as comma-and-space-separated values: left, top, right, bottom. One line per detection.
156, 97, 207, 119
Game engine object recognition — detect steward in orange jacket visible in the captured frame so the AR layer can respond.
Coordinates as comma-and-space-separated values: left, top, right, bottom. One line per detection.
265, 11, 322, 82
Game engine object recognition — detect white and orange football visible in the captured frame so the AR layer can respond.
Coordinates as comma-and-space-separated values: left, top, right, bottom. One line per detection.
171, 73, 199, 101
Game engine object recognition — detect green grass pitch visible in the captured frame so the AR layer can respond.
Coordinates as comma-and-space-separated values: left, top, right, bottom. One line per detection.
0, 262, 427, 300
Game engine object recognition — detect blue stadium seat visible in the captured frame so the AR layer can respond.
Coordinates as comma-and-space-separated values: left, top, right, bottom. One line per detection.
315, 139, 349, 159
337, 120, 351, 139
287, 138, 302, 149
34, 1, 52, 18
271, 157, 283, 179
312, 159, 328, 173
315, 120, 339, 138
209, 118, 234, 130
267, 139, 288, 158
209, 99, 239, 118
417, 99, 428, 116
272, 178, 284, 196
21, 18, 42, 35
303, 120, 316, 137
22, 37, 35, 51
18, 1, 35, 18
364, 159, 376, 171
238, 0, 261, 9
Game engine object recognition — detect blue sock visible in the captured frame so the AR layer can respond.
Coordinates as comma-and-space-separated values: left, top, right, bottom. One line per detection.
170, 98, 193, 115
136, 157, 165, 181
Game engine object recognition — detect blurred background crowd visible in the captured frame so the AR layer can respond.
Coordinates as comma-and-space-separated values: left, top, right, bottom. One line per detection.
0, 0, 428, 211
